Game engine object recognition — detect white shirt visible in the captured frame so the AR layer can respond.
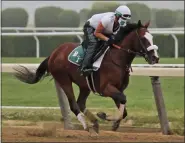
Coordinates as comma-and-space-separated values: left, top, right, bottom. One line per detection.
87, 12, 120, 35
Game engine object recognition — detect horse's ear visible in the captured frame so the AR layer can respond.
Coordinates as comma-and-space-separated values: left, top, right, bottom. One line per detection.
137, 20, 142, 27
144, 20, 150, 28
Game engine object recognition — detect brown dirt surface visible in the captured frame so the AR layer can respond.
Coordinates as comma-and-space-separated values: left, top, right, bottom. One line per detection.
2, 120, 184, 142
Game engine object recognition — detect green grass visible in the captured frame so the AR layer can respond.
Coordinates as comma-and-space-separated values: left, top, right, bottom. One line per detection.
2, 73, 184, 111
2, 57, 184, 64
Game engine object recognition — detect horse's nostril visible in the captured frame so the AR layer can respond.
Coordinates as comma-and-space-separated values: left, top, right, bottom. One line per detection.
152, 55, 159, 63
155, 57, 159, 63
152, 55, 155, 60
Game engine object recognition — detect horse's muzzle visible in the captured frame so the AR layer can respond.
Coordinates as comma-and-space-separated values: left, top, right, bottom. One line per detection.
150, 55, 159, 64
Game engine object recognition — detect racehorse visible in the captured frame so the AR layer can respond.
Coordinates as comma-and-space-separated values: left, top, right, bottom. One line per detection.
13, 20, 159, 134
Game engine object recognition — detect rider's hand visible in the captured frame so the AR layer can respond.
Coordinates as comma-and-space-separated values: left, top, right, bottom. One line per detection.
107, 37, 115, 45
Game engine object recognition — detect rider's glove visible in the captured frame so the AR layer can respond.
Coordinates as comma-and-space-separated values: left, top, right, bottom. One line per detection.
107, 37, 115, 45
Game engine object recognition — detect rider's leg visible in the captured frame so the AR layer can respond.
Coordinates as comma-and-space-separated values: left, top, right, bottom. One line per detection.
81, 24, 99, 74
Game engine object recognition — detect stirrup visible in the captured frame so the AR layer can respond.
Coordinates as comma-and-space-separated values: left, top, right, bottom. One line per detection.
83, 68, 93, 72
80, 68, 93, 77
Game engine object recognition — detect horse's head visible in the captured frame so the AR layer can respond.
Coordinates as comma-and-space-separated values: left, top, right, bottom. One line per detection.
132, 20, 159, 64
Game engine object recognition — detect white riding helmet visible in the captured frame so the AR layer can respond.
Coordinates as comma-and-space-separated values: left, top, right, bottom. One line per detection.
115, 5, 131, 26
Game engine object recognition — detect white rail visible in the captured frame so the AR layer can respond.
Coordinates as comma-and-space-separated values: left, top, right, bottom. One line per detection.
2, 32, 83, 36
2, 27, 184, 31
2, 31, 184, 36
1, 63, 184, 77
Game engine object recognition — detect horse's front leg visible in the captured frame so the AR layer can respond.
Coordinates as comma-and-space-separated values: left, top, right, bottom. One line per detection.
77, 87, 99, 134
111, 97, 128, 131
97, 83, 127, 131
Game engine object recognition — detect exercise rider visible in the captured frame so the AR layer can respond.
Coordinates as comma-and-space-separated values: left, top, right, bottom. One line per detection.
80, 5, 132, 76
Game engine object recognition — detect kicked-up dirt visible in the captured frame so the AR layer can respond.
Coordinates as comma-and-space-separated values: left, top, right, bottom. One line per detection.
2, 120, 184, 142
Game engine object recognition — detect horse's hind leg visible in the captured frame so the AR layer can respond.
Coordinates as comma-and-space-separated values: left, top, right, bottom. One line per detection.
53, 73, 89, 131
77, 88, 99, 133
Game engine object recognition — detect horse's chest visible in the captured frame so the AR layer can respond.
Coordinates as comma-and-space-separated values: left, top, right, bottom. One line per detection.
120, 72, 130, 91
100, 66, 129, 90
116, 70, 130, 91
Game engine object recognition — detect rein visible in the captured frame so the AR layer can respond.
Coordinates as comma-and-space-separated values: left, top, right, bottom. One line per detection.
110, 28, 149, 72
113, 44, 142, 56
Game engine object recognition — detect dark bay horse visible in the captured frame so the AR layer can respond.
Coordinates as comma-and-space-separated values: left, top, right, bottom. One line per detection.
13, 20, 159, 134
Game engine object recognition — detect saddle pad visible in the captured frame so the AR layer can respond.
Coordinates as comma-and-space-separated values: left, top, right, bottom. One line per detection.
68, 45, 109, 71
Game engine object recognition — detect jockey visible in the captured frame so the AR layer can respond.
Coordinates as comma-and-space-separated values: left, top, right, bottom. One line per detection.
80, 5, 131, 76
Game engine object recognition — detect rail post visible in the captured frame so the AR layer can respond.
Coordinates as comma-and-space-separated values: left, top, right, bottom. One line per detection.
171, 34, 178, 59
33, 36, 40, 58
54, 80, 74, 129
150, 76, 171, 135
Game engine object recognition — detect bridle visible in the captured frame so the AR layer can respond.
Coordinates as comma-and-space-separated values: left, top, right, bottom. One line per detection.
110, 27, 157, 69
118, 28, 150, 61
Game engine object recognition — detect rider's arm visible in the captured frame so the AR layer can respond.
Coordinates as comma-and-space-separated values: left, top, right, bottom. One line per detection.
94, 16, 111, 41
94, 22, 109, 41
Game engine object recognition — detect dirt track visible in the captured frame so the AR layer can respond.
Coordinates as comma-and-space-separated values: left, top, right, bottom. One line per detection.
2, 121, 184, 142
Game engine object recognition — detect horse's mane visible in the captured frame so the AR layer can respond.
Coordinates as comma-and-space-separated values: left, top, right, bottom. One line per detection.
114, 22, 142, 44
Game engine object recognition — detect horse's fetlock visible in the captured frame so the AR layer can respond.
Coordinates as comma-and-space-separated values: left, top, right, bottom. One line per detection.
77, 113, 88, 130
120, 94, 127, 104
116, 112, 123, 120
84, 109, 97, 123
123, 111, 127, 119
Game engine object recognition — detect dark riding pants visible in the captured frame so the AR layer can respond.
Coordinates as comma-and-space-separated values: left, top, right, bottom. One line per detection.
81, 22, 99, 70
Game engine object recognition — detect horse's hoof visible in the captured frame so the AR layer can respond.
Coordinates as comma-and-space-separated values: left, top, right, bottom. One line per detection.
63, 119, 75, 130
64, 123, 74, 130
92, 120, 99, 134
97, 112, 106, 120
112, 120, 121, 131
89, 128, 99, 138
84, 127, 90, 132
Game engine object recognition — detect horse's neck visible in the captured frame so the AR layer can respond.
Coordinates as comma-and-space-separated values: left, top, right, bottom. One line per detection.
115, 40, 136, 67
121, 32, 137, 66
110, 47, 135, 68
121, 49, 135, 67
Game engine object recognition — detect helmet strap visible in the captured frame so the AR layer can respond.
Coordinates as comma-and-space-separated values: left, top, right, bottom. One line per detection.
115, 11, 122, 17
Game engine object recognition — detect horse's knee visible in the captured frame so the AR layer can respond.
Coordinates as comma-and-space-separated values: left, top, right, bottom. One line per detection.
112, 93, 127, 105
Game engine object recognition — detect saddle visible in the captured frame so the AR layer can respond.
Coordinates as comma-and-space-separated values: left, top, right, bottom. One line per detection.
82, 40, 109, 64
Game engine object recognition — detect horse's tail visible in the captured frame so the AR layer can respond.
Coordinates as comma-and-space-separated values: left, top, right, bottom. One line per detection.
13, 57, 50, 84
